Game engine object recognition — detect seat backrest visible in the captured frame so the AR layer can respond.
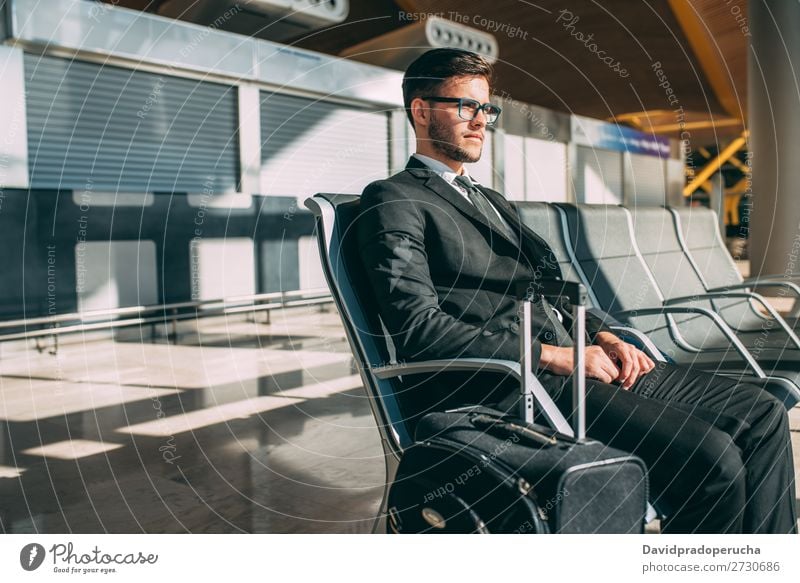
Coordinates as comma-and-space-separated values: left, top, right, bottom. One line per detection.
555, 203, 735, 352
628, 206, 757, 347
671, 207, 744, 289
668, 206, 768, 331
515, 202, 586, 288
305, 193, 412, 451
556, 204, 664, 315
517, 202, 621, 317
629, 207, 708, 300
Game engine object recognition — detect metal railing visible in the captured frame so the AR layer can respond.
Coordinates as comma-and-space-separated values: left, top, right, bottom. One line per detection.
0, 288, 334, 346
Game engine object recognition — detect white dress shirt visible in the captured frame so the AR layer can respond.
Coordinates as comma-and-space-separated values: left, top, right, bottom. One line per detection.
411, 154, 518, 243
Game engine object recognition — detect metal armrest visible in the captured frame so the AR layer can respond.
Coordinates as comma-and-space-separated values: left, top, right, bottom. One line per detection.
373, 358, 520, 380
715, 279, 800, 319
743, 275, 800, 285
611, 305, 765, 378
708, 280, 800, 301
372, 358, 573, 436
607, 325, 668, 362
664, 292, 800, 350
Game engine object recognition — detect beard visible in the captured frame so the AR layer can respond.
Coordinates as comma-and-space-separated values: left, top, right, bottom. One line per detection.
428, 114, 482, 163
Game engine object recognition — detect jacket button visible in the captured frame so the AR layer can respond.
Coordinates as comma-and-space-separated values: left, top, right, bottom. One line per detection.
544, 332, 554, 341
509, 323, 519, 333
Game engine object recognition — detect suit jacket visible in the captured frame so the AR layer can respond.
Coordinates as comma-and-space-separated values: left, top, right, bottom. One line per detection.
357, 156, 610, 371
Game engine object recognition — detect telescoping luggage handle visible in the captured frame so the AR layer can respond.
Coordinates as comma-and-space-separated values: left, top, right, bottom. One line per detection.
517, 280, 588, 440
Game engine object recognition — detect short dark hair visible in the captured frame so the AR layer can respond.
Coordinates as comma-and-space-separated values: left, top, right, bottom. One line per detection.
402, 48, 494, 128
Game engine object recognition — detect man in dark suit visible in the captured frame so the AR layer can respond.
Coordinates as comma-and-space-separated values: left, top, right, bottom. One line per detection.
357, 48, 796, 533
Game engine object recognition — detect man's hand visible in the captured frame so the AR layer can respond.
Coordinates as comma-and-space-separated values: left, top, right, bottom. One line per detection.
538, 344, 621, 384
594, 331, 655, 389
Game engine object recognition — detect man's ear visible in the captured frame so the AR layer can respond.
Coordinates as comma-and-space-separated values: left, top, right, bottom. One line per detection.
410, 97, 429, 129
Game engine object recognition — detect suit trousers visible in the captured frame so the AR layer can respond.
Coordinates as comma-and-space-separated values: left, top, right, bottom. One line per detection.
498, 362, 797, 533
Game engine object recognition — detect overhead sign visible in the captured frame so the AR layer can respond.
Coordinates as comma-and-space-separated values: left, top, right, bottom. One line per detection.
571, 115, 671, 157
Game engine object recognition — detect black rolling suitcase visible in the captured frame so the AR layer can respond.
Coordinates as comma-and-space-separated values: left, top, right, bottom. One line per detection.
386, 281, 649, 534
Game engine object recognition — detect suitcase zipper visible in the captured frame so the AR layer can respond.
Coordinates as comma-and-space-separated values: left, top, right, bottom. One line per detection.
470, 414, 558, 447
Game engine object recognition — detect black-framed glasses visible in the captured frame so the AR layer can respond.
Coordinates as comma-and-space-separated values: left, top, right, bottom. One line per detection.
421, 96, 502, 126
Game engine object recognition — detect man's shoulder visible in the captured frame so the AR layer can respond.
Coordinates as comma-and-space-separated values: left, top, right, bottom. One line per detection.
361, 168, 432, 201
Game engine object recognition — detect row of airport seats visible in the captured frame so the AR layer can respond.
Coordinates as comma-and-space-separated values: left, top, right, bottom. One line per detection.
306, 195, 800, 466
306, 194, 800, 532
517, 203, 800, 408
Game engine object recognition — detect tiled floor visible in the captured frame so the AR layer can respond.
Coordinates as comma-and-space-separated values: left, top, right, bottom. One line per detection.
0, 307, 385, 533
0, 305, 798, 533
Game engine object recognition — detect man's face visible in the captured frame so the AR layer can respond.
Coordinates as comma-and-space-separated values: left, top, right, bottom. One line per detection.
425, 76, 490, 164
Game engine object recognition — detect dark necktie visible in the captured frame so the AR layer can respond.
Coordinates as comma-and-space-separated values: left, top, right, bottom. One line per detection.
454, 174, 516, 241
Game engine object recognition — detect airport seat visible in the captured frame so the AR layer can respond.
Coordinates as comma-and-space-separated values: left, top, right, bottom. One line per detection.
546, 203, 800, 409
630, 206, 800, 356
304, 192, 574, 452
515, 202, 667, 360
670, 206, 800, 325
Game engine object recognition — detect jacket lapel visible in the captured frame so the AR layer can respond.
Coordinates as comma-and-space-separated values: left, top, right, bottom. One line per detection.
404, 158, 520, 248
481, 188, 564, 279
